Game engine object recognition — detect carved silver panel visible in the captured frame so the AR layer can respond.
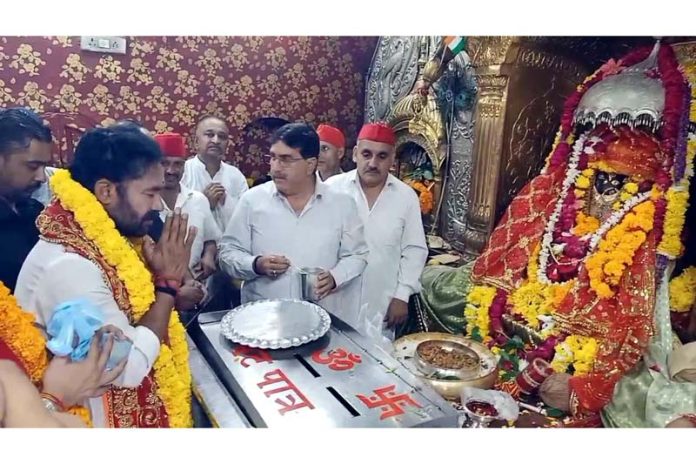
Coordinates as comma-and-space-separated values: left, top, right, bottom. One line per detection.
364, 37, 477, 250
438, 51, 477, 250
365, 37, 422, 123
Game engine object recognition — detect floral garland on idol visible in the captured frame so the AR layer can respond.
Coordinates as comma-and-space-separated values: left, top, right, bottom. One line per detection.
465, 45, 694, 383
50, 169, 192, 428
0, 281, 92, 425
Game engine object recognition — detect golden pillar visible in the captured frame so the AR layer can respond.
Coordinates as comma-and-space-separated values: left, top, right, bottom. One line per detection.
462, 37, 590, 256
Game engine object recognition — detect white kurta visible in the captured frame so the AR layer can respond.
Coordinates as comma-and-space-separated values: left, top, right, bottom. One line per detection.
218, 180, 369, 330
159, 184, 222, 270
181, 155, 249, 232
325, 170, 428, 340
15, 240, 161, 428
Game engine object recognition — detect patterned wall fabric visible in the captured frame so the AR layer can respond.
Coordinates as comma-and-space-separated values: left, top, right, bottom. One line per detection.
0, 36, 377, 175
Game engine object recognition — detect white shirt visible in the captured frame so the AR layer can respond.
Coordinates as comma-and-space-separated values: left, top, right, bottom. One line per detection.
181, 155, 249, 232
159, 184, 222, 269
218, 180, 369, 329
325, 170, 428, 340
15, 240, 161, 428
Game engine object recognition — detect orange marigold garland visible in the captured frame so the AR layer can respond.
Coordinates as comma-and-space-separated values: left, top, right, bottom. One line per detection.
0, 281, 91, 425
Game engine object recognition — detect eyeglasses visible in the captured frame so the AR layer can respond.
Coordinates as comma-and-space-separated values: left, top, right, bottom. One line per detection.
263, 154, 307, 167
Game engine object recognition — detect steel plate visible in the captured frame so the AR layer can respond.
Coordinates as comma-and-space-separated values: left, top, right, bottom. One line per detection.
220, 299, 331, 349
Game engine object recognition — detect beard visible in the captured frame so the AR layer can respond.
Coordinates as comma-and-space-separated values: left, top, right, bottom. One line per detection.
112, 200, 160, 238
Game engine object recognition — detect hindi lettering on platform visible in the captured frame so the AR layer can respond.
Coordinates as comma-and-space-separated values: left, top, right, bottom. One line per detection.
232, 345, 274, 368
257, 368, 315, 415
311, 347, 362, 371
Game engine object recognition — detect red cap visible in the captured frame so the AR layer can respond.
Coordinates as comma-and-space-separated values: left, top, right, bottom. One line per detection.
154, 132, 187, 158
317, 124, 345, 149
357, 122, 396, 146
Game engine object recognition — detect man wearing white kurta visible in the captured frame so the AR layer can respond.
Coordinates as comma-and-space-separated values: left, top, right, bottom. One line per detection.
155, 133, 221, 277
218, 123, 368, 329
15, 125, 195, 427
181, 115, 248, 232
325, 122, 428, 341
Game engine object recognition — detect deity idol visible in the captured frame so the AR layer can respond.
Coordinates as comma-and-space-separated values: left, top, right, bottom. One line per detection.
424, 42, 696, 426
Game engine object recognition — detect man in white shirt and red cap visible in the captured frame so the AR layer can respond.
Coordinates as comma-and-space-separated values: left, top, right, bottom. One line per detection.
155, 132, 222, 282
181, 115, 248, 232
325, 122, 428, 341
316, 123, 345, 182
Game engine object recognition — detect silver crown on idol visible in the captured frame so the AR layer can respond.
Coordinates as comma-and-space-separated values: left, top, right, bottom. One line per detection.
573, 41, 665, 132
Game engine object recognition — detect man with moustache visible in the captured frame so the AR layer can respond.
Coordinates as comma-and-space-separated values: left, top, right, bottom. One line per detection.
182, 115, 248, 231
155, 132, 222, 313
156, 132, 221, 282
218, 123, 368, 329
325, 122, 428, 341
0, 107, 53, 292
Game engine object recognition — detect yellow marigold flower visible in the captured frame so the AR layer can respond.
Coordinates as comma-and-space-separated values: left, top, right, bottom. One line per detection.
669, 266, 696, 313
576, 175, 591, 190
624, 182, 639, 194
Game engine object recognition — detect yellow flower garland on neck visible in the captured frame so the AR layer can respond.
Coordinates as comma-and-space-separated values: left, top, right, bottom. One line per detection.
50, 169, 192, 428
0, 281, 91, 424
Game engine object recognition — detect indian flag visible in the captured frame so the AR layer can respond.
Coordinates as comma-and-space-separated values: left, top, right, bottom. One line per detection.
443, 36, 466, 55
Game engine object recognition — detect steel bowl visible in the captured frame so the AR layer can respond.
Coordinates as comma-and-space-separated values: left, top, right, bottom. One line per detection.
392, 332, 498, 401
414, 340, 480, 380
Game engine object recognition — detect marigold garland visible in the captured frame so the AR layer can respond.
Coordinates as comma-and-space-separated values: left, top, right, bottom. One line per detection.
550, 335, 599, 376
585, 200, 655, 298
0, 281, 91, 424
573, 212, 600, 236
657, 137, 696, 258
464, 285, 496, 343
669, 266, 696, 313
509, 244, 573, 336
50, 169, 192, 428
407, 180, 434, 215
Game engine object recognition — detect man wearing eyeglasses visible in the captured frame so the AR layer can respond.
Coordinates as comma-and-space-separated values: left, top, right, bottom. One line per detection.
218, 123, 368, 330
181, 115, 248, 232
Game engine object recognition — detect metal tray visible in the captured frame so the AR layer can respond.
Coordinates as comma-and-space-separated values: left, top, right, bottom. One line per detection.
392, 332, 498, 401
220, 299, 331, 349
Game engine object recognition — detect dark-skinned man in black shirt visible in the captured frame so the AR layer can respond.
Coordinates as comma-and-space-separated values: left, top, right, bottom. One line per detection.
0, 107, 52, 292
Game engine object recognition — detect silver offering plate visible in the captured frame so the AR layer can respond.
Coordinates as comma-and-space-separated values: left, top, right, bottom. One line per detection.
220, 299, 331, 349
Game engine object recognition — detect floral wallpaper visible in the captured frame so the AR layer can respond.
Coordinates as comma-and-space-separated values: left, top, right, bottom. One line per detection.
0, 36, 377, 174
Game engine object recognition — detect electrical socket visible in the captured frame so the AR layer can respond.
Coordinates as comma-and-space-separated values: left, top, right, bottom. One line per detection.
80, 36, 127, 55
